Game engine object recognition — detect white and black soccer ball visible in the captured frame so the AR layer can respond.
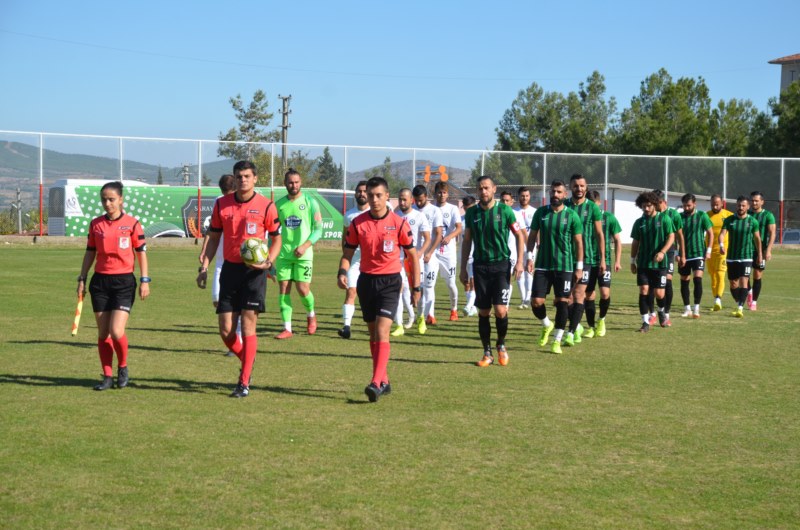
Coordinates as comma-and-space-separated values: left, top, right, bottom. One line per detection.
240, 238, 269, 265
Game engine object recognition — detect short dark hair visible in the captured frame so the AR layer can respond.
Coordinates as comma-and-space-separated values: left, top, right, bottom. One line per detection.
736, 195, 749, 203
101, 181, 123, 196
434, 181, 449, 192
412, 184, 428, 197
550, 180, 566, 189
284, 168, 300, 181
233, 160, 257, 175
398, 187, 412, 196
750, 190, 764, 200
681, 193, 696, 203
476, 175, 494, 185
462, 195, 476, 207
570, 173, 585, 182
710, 193, 722, 201
367, 176, 388, 192
652, 189, 666, 202
500, 190, 513, 199
636, 191, 660, 209
517, 186, 530, 196
587, 190, 601, 202
219, 174, 236, 194
355, 180, 368, 191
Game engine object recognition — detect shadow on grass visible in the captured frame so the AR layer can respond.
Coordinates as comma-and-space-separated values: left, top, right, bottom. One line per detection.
0, 373, 347, 400
8, 339, 220, 355
272, 348, 466, 365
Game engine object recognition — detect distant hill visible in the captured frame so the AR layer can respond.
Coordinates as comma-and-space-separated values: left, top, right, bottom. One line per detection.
0, 141, 474, 208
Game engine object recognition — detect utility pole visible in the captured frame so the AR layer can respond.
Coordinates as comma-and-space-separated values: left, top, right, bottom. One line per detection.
11, 187, 23, 234
181, 164, 191, 186
278, 94, 292, 168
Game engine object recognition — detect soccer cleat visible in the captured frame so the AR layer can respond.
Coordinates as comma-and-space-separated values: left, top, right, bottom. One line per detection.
426, 315, 437, 326
94, 376, 113, 391
713, 299, 722, 311
467, 307, 478, 317
229, 383, 249, 398
551, 341, 563, 354
637, 322, 650, 333
390, 324, 405, 337
338, 325, 351, 339
538, 322, 555, 346
563, 333, 575, 347
416, 316, 427, 335
116, 366, 129, 389
749, 301, 757, 311
476, 353, 494, 367
307, 315, 317, 335
364, 383, 381, 402
517, 303, 527, 310
275, 330, 293, 340
449, 310, 459, 322
583, 326, 595, 339
497, 345, 509, 366
746, 291, 753, 307
692, 310, 701, 319
681, 309, 692, 318
595, 318, 606, 337
657, 311, 667, 328
225, 350, 236, 357
732, 308, 744, 318
574, 324, 584, 344
649, 313, 658, 325
379, 382, 392, 396
404, 317, 415, 329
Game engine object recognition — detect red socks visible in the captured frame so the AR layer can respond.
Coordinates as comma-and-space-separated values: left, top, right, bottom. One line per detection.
240, 335, 257, 386
97, 337, 114, 377
224, 334, 243, 360
371, 341, 391, 386
111, 336, 128, 367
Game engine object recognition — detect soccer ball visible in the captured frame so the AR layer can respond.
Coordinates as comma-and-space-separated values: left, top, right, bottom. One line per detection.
240, 238, 269, 265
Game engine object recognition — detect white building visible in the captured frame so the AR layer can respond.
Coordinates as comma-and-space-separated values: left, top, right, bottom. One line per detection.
769, 53, 800, 93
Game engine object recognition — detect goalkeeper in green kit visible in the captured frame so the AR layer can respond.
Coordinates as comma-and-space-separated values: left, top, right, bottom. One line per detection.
274, 168, 323, 339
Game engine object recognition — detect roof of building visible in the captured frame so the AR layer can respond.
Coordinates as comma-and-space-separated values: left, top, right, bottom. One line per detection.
769, 53, 800, 65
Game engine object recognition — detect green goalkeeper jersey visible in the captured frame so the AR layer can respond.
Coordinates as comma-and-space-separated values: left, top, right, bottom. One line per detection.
276, 193, 323, 261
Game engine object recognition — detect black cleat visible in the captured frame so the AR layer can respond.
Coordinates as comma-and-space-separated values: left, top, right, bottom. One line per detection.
224, 351, 236, 357
338, 325, 351, 339
657, 311, 667, 328
229, 383, 249, 398
364, 383, 381, 402
94, 376, 113, 391
116, 366, 129, 389
637, 323, 650, 333
380, 382, 392, 396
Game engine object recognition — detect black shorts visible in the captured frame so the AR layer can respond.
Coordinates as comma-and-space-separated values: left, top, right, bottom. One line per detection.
666, 250, 677, 275
217, 261, 267, 314
726, 261, 753, 281
597, 267, 612, 289
532, 269, 573, 300
582, 266, 601, 294
473, 260, 511, 309
752, 251, 766, 271
357, 272, 402, 322
678, 258, 706, 276
637, 269, 667, 289
90, 273, 136, 313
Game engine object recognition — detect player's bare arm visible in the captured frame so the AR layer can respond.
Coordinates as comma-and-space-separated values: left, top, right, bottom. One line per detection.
526, 228, 539, 274
137, 251, 150, 300
77, 249, 96, 296
197, 231, 221, 288
718, 229, 727, 256
337, 248, 355, 290
425, 226, 443, 263
630, 239, 640, 274
513, 229, 525, 280
459, 227, 472, 286
594, 219, 606, 274
613, 233, 622, 272
249, 233, 282, 270
573, 233, 584, 284
405, 246, 422, 307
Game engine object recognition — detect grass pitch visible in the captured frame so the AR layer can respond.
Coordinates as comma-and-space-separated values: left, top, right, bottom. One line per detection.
1, 242, 799, 529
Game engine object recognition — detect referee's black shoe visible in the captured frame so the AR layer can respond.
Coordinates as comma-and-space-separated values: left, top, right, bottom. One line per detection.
364, 383, 381, 402
117, 366, 129, 389
94, 376, 113, 391
379, 382, 392, 396
229, 383, 249, 398
338, 325, 351, 339
637, 322, 650, 333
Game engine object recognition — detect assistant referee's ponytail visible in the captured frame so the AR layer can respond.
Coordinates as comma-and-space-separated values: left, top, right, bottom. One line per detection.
101, 181, 124, 196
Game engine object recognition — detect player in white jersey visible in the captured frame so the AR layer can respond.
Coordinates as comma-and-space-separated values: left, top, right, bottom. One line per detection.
391, 188, 431, 336
500, 191, 520, 307
460, 195, 478, 316
337, 181, 369, 339
513, 186, 536, 309
432, 181, 463, 322
412, 184, 443, 332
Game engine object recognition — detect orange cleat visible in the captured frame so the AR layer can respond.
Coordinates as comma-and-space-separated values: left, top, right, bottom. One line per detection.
275, 330, 293, 340
476, 354, 493, 367
497, 345, 509, 366
426, 315, 437, 326
449, 310, 459, 321
307, 315, 317, 335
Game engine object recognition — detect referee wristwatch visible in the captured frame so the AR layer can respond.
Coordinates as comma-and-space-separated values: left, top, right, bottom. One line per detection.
412, 286, 422, 293
198, 266, 207, 273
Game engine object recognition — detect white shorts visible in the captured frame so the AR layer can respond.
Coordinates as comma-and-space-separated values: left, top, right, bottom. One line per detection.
436, 249, 458, 280
347, 259, 361, 288
212, 261, 224, 302
422, 255, 440, 289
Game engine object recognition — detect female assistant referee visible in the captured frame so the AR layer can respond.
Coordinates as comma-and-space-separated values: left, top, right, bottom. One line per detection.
77, 181, 150, 391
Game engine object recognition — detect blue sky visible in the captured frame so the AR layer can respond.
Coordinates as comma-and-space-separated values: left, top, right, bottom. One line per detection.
1, 0, 797, 158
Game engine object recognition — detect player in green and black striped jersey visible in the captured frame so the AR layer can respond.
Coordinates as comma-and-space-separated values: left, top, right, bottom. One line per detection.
588, 190, 622, 337
654, 190, 684, 326
564, 174, 606, 346
678, 193, 714, 318
526, 180, 584, 354
720, 196, 762, 317
630, 191, 675, 333
460, 176, 525, 366
747, 191, 776, 310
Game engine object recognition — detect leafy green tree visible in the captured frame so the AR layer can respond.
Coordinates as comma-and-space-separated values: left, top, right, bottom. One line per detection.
710, 98, 759, 157
316, 147, 343, 189
217, 90, 280, 160
365, 157, 406, 195
202, 172, 211, 187
157, 165, 164, 185
614, 68, 712, 156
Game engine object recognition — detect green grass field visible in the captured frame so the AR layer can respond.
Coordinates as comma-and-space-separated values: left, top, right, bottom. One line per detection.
1, 241, 799, 529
